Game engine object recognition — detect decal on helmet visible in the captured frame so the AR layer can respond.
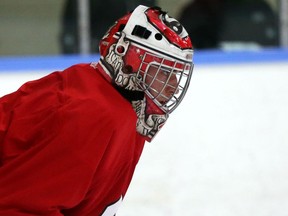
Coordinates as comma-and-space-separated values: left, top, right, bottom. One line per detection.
104, 33, 140, 91
132, 98, 168, 140
162, 14, 188, 38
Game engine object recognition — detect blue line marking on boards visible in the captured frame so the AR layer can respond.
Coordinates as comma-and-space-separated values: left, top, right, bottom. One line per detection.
0, 48, 287, 72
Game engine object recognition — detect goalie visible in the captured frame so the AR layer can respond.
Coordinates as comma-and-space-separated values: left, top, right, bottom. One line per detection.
0, 5, 193, 215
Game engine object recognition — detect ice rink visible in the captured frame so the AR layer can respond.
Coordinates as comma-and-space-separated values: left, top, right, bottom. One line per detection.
1, 49, 288, 216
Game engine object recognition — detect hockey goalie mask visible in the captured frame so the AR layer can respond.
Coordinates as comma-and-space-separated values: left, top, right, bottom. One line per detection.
98, 5, 194, 141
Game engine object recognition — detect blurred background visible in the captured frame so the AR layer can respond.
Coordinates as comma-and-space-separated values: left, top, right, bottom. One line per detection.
1, 1, 288, 216
0, 0, 287, 55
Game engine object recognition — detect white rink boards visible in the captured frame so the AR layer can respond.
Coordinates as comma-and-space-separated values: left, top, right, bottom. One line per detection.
1, 55, 288, 216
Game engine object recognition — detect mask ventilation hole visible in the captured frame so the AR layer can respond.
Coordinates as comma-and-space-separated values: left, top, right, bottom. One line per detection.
132, 25, 151, 39
116, 45, 125, 54
155, 33, 163, 40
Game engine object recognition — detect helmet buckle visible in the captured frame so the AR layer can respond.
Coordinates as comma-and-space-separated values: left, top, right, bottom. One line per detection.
115, 32, 129, 56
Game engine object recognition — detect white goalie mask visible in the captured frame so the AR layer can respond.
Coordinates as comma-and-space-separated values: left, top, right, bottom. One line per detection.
97, 5, 194, 141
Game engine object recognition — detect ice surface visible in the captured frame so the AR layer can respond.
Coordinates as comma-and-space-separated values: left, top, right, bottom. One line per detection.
1, 62, 288, 216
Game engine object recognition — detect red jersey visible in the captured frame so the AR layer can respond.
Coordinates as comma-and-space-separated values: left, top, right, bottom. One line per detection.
0, 63, 146, 215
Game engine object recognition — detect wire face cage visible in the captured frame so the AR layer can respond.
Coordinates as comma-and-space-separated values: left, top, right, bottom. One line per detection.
137, 52, 193, 113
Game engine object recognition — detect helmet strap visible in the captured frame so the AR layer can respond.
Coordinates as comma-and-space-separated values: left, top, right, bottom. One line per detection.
114, 85, 144, 102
